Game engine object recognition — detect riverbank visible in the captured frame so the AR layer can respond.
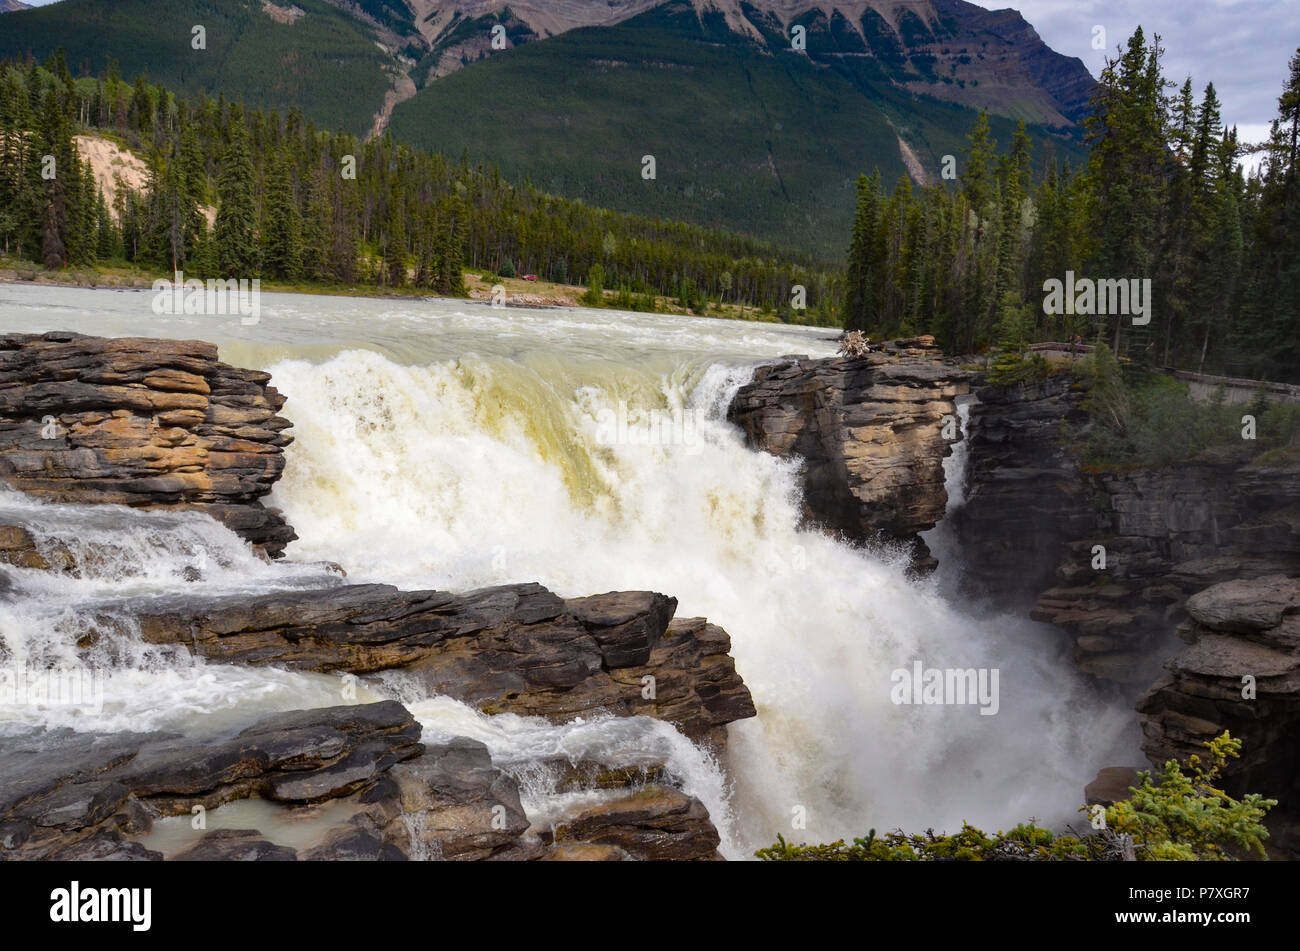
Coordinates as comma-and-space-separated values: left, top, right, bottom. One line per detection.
0, 257, 813, 326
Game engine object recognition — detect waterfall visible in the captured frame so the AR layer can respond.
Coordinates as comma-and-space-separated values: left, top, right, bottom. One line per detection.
0, 286, 1138, 858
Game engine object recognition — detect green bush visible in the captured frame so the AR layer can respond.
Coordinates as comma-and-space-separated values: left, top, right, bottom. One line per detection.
1105, 732, 1276, 860
757, 732, 1276, 861
581, 264, 605, 307
1077, 351, 1299, 465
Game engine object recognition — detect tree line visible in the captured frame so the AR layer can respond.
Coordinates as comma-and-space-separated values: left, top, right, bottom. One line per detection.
0, 51, 840, 321
843, 30, 1300, 383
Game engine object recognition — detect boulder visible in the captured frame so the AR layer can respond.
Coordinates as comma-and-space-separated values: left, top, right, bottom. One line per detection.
552, 785, 722, 861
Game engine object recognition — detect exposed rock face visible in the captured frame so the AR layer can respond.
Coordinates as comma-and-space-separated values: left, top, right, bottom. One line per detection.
1137, 576, 1300, 855
0, 701, 730, 862
370, 737, 534, 861
1084, 766, 1143, 807
952, 376, 1091, 604
412, 1, 1095, 126
125, 583, 755, 745
727, 339, 970, 567
0, 702, 422, 860
955, 374, 1300, 684
959, 376, 1300, 849
1029, 453, 1300, 685
0, 332, 295, 556
551, 784, 722, 861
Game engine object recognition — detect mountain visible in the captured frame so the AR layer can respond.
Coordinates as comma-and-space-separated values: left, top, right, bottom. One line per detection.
0, 0, 395, 133
0, 0, 31, 12
0, 0, 1095, 254
387, 1, 1093, 254
408, 1, 1094, 126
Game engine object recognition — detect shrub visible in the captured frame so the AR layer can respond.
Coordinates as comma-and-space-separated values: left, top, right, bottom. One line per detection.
1105, 732, 1276, 860
581, 264, 605, 307
757, 732, 1275, 861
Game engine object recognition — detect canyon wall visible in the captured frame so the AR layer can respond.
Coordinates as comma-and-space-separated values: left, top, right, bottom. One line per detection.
955, 374, 1300, 855
0, 331, 296, 556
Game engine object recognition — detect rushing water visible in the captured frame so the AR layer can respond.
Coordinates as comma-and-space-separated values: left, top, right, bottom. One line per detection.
0, 284, 1137, 858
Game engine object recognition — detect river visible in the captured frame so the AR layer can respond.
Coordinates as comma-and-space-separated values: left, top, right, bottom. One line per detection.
0, 283, 1137, 858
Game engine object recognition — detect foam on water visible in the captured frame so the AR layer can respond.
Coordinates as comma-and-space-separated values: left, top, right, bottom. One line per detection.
0, 286, 1138, 858
264, 348, 1137, 855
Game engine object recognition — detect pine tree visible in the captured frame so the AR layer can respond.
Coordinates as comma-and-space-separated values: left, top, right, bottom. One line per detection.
214, 124, 259, 277
963, 111, 996, 224
300, 165, 333, 283
381, 189, 407, 286
844, 170, 883, 331
178, 123, 207, 261
36, 89, 70, 269
261, 149, 301, 281
1084, 27, 1170, 355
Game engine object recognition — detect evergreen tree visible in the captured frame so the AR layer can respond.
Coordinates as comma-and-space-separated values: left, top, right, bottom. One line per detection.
261, 148, 301, 280
844, 170, 883, 331
214, 123, 259, 277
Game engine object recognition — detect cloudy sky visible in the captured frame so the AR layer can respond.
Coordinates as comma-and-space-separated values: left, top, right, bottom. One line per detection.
976, 0, 1299, 146
19, 0, 1299, 139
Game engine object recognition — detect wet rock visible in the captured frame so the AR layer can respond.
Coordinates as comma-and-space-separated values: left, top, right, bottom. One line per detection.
0, 332, 296, 556
552, 785, 722, 861
300, 826, 406, 861
375, 738, 531, 861
728, 345, 970, 567
0, 523, 73, 570
0, 702, 421, 859
1084, 766, 1143, 806
129, 584, 756, 744
540, 843, 634, 861
172, 829, 297, 861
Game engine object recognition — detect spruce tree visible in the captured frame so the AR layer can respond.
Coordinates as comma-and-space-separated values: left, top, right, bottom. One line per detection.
261, 149, 301, 281
214, 124, 260, 278
844, 170, 883, 331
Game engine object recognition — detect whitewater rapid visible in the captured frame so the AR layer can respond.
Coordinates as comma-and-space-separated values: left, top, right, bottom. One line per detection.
0, 285, 1137, 857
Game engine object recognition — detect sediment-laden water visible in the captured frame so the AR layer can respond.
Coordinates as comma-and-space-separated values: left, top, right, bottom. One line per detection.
0, 284, 1137, 858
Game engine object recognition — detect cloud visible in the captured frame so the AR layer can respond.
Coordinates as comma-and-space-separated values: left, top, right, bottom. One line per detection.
974, 0, 1299, 130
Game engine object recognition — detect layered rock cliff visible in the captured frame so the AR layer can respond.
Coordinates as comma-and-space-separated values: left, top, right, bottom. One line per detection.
950, 375, 1092, 603
122, 583, 754, 746
954, 371, 1300, 855
1137, 576, 1300, 855
727, 338, 970, 568
0, 331, 296, 556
